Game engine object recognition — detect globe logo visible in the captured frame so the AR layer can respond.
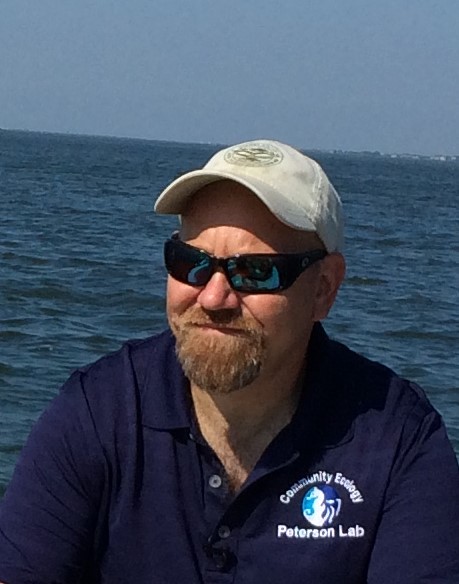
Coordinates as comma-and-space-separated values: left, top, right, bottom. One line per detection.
224, 144, 283, 167
302, 485, 342, 527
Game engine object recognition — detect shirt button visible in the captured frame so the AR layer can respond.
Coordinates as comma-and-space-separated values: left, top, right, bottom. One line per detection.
218, 525, 231, 539
209, 474, 222, 488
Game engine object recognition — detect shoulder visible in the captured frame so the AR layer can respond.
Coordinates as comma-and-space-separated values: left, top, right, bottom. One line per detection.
61, 329, 176, 411
327, 335, 434, 420
56, 329, 178, 440
317, 332, 458, 485
75, 328, 175, 389
309, 331, 446, 457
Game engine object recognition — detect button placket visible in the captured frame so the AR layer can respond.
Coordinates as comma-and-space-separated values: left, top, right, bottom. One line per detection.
199, 449, 238, 576
203, 541, 235, 573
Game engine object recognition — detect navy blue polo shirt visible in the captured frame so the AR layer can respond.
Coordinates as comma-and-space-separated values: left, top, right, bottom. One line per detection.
0, 324, 458, 583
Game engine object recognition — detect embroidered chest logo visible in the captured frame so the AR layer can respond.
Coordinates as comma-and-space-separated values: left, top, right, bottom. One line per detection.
277, 470, 365, 541
302, 485, 341, 527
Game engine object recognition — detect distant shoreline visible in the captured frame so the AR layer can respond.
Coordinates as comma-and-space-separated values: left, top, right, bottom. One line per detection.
1, 127, 457, 162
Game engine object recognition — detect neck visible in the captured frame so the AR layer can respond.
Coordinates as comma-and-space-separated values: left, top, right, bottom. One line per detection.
190, 354, 307, 491
191, 363, 305, 430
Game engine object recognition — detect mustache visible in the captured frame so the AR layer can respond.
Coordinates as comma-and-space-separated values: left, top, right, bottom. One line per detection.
179, 307, 260, 332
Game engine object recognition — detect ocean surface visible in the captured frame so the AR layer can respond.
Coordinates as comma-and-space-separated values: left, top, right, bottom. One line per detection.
1, 130, 458, 495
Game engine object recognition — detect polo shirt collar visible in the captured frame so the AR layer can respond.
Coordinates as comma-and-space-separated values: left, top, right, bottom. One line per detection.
141, 329, 192, 430
245, 324, 355, 487
141, 324, 355, 450
291, 322, 356, 450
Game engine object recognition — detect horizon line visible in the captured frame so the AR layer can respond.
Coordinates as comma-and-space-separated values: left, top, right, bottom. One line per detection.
1, 125, 457, 161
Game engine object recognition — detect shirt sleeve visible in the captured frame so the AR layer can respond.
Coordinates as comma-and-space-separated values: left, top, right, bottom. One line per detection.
367, 406, 459, 583
0, 371, 106, 584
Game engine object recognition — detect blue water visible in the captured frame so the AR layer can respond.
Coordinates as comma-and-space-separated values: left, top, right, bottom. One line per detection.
1, 130, 458, 494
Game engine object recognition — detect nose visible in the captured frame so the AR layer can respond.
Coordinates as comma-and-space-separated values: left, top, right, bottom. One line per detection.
197, 271, 240, 311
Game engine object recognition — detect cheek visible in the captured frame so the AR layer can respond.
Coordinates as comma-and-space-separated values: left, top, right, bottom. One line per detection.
272, 278, 321, 339
242, 293, 313, 363
287, 271, 323, 321
166, 277, 198, 316
242, 295, 289, 334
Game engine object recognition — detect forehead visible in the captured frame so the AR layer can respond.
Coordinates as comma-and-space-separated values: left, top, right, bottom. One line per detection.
181, 180, 323, 252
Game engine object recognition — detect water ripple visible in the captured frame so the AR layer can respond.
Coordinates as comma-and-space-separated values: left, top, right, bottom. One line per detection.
1, 131, 458, 492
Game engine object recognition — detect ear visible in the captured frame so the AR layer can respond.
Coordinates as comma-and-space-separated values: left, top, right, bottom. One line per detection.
312, 253, 346, 321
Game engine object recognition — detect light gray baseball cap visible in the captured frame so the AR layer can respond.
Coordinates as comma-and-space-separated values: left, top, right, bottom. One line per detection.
154, 139, 344, 252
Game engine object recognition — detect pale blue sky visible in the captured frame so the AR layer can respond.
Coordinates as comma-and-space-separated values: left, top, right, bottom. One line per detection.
1, 0, 458, 155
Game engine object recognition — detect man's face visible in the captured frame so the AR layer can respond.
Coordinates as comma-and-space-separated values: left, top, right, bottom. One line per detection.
166, 181, 344, 394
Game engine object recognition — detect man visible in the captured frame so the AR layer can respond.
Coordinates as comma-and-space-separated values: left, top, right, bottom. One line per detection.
0, 139, 458, 583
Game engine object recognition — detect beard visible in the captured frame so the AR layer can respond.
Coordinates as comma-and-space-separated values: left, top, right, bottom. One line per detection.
169, 306, 266, 394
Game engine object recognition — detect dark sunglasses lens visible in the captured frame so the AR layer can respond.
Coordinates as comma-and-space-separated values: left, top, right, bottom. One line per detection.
227, 257, 281, 291
165, 241, 212, 286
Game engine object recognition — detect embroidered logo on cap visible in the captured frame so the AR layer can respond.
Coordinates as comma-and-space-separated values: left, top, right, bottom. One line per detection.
224, 144, 283, 167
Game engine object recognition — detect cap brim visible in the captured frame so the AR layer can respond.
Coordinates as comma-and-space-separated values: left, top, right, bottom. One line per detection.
154, 169, 316, 232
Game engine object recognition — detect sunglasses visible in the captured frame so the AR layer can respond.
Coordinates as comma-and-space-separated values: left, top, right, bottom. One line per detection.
164, 233, 327, 293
